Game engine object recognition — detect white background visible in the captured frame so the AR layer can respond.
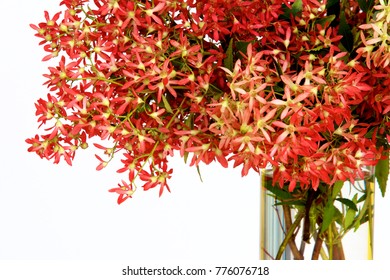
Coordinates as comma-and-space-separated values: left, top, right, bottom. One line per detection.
0, 0, 389, 264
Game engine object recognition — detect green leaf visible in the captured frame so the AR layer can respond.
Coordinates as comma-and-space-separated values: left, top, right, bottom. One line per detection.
333, 206, 343, 225
291, 0, 303, 16
345, 194, 359, 229
161, 94, 173, 114
196, 165, 203, 182
308, 45, 324, 53
344, 207, 357, 229
336, 198, 358, 211
332, 180, 344, 199
223, 38, 234, 72
280, 0, 302, 19
321, 201, 336, 234
235, 41, 250, 57
338, 11, 354, 53
264, 181, 294, 200
315, 15, 336, 27
365, 127, 376, 139
357, 193, 367, 203
375, 155, 389, 197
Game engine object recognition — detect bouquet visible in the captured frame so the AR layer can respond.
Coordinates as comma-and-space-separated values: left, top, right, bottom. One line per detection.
27, 0, 389, 259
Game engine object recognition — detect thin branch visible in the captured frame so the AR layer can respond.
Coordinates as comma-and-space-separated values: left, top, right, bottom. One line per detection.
278, 205, 304, 260
299, 239, 306, 256
332, 224, 345, 260
311, 233, 324, 260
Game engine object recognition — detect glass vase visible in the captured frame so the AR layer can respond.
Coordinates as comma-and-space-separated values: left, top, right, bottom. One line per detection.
260, 166, 375, 260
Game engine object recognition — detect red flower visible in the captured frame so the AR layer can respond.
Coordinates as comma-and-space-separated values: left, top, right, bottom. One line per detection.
109, 180, 136, 205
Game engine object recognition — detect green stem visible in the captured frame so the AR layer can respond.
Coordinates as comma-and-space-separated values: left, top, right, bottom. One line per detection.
344, 180, 374, 239
367, 180, 375, 260
331, 223, 345, 260
282, 205, 304, 260
275, 209, 305, 260
328, 225, 333, 260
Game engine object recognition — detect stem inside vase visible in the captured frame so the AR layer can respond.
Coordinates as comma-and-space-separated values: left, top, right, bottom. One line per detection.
260, 166, 375, 260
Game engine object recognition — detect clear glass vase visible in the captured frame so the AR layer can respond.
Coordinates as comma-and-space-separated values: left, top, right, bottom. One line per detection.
260, 167, 375, 260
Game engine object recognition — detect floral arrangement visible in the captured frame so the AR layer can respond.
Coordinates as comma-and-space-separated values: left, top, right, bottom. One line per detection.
27, 0, 389, 259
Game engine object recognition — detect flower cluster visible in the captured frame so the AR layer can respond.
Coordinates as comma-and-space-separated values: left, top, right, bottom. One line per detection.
27, 0, 389, 204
